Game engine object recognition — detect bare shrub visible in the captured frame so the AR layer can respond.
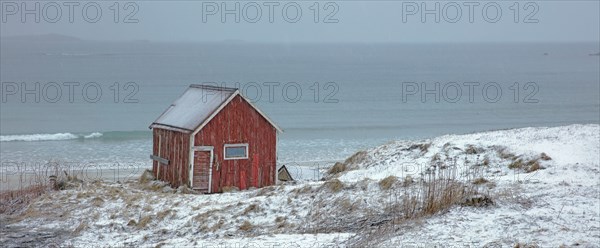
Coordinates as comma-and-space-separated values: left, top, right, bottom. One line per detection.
378, 176, 397, 190
400, 166, 483, 219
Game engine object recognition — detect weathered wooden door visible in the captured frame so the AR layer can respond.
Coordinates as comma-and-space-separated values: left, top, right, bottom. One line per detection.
193, 151, 211, 192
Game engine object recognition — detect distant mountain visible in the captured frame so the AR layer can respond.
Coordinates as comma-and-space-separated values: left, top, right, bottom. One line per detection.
1, 33, 82, 42
220, 39, 246, 43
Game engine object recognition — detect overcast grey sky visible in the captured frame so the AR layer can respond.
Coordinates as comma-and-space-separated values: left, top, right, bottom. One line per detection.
1, 1, 599, 42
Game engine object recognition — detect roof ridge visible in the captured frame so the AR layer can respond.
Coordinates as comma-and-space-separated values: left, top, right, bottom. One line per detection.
190, 84, 238, 91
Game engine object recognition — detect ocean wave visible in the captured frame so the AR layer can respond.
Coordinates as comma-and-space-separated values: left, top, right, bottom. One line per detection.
0, 132, 103, 142
84, 132, 103, 139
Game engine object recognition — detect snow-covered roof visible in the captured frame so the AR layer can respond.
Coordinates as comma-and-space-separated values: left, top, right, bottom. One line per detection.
150, 84, 282, 133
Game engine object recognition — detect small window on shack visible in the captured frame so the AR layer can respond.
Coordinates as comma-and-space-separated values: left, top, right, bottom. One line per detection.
224, 144, 248, 160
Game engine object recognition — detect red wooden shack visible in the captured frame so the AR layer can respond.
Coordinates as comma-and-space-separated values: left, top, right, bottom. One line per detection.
149, 84, 282, 193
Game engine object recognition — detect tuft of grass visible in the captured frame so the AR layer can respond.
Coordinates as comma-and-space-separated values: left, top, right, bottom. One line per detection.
127, 219, 137, 226
91, 196, 104, 207
406, 143, 432, 153
137, 215, 152, 229
239, 220, 254, 231
344, 150, 368, 166
418, 143, 431, 153
156, 209, 174, 221
291, 185, 313, 194
465, 145, 479, 154
210, 219, 225, 231
431, 153, 441, 162
242, 204, 260, 215
510, 158, 544, 172
508, 159, 524, 169
337, 197, 356, 212
222, 186, 240, 193
497, 148, 518, 160
513, 243, 540, 248
526, 160, 542, 173
142, 205, 153, 212
322, 179, 344, 193
72, 221, 88, 235
328, 162, 346, 175
378, 176, 398, 190
482, 157, 490, 166
540, 152, 552, 161
193, 209, 220, 224
472, 177, 489, 185
256, 186, 275, 197
139, 169, 155, 184
402, 175, 414, 187
275, 216, 287, 229
328, 150, 369, 176
275, 216, 286, 223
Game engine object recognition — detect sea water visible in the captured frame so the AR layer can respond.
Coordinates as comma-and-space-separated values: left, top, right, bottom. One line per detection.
1, 41, 598, 173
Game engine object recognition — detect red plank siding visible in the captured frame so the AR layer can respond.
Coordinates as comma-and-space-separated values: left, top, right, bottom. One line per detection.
152, 128, 190, 188
194, 95, 277, 193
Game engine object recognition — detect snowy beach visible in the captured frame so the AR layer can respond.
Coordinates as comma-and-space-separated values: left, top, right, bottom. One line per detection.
2, 124, 598, 247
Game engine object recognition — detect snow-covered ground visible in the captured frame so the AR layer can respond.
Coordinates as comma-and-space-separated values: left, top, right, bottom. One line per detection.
2, 124, 599, 247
